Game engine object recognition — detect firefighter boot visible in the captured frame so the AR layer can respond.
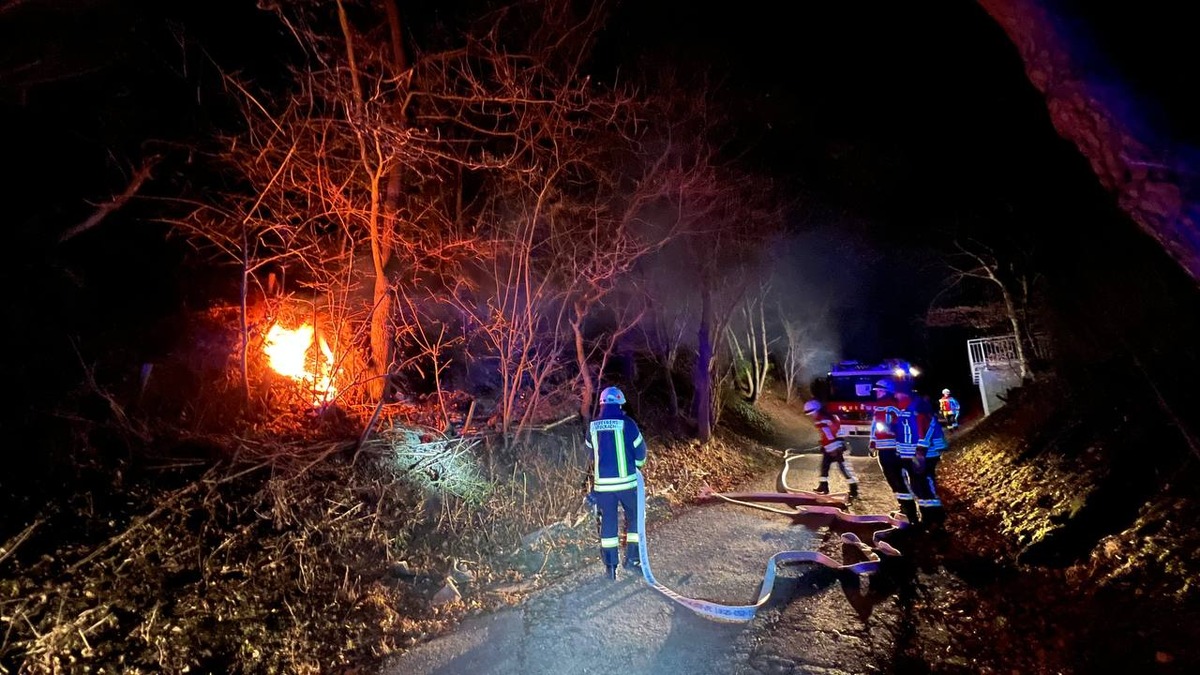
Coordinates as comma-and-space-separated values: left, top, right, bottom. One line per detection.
848, 482, 859, 498
814, 481, 830, 495
900, 500, 921, 528
623, 544, 641, 571
921, 506, 946, 533
605, 565, 617, 580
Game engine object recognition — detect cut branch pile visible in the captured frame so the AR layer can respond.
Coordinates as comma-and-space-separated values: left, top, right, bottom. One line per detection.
372, 425, 491, 506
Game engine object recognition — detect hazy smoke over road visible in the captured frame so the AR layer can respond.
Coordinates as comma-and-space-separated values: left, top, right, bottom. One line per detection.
768, 220, 884, 385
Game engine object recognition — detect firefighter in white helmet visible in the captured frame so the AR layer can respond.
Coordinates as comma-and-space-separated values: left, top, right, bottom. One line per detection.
803, 400, 858, 497
939, 388, 960, 429
871, 379, 916, 523
584, 386, 647, 579
894, 381, 948, 529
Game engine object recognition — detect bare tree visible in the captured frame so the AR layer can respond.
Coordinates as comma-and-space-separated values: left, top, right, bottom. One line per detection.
552, 96, 725, 421
167, 0, 789, 446
393, 290, 464, 430
777, 300, 830, 403
726, 282, 775, 404
639, 287, 692, 420
932, 238, 1042, 380
404, 0, 653, 438
683, 169, 783, 441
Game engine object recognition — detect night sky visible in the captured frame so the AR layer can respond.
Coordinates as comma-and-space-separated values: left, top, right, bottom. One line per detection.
605, 0, 1099, 390
1, 0, 1184, 404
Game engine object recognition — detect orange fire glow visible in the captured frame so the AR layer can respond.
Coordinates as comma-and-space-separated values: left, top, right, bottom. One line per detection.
263, 322, 337, 404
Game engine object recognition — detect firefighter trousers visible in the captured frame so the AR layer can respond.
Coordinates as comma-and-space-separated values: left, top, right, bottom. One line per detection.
876, 448, 917, 522
818, 450, 858, 483
901, 456, 943, 527
595, 487, 639, 567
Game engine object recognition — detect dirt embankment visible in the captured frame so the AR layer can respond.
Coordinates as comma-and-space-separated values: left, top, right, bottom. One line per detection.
937, 371, 1200, 673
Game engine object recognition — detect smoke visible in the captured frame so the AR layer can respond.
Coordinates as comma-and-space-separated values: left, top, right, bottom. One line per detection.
767, 218, 884, 382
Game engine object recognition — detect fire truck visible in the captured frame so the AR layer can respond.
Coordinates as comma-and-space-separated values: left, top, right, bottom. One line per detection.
823, 359, 920, 443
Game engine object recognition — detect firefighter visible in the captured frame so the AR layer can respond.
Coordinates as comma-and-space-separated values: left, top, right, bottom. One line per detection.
584, 385, 647, 580
803, 400, 858, 497
939, 388, 960, 429
870, 380, 916, 524
894, 382, 948, 529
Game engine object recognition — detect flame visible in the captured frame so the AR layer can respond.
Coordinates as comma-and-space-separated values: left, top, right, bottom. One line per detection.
263, 322, 338, 404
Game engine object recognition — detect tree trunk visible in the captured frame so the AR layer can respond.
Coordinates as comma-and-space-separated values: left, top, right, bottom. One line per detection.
338, 0, 393, 399
571, 311, 593, 423
694, 280, 714, 442
239, 250, 250, 402
370, 275, 392, 397
750, 299, 769, 404
665, 351, 680, 419
726, 325, 751, 397
998, 282, 1031, 380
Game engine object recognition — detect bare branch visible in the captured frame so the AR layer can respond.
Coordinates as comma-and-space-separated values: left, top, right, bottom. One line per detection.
58, 155, 161, 243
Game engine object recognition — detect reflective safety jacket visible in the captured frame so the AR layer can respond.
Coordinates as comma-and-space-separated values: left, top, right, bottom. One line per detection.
939, 395, 960, 415
812, 413, 846, 452
895, 396, 947, 458
585, 404, 646, 492
870, 400, 899, 450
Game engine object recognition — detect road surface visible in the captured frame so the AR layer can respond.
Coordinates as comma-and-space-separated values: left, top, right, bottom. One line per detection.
381, 449, 918, 675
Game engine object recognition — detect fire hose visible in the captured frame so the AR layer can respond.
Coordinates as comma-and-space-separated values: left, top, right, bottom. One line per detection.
627, 448, 911, 623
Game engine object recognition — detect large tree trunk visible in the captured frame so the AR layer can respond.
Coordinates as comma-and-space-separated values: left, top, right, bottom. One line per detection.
978, 0, 1200, 284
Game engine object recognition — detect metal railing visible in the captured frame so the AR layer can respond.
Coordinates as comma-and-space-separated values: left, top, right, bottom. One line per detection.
967, 335, 1021, 383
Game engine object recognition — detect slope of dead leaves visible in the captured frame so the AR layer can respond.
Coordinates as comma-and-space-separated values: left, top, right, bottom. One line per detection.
930, 372, 1200, 674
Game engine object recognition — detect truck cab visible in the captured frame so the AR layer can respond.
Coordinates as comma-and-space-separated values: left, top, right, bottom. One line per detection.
824, 359, 919, 442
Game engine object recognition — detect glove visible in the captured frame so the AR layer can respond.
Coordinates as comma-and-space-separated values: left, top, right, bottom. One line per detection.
585, 491, 597, 507
867, 441, 878, 458
912, 453, 926, 473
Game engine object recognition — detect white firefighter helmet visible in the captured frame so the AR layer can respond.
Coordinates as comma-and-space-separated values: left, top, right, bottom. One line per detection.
942, 388, 951, 396
599, 386, 626, 405
803, 400, 822, 415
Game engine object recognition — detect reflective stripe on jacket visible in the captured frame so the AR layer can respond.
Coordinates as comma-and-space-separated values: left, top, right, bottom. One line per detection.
585, 405, 646, 492
939, 395, 960, 413
896, 397, 947, 458
814, 415, 845, 451
870, 402, 898, 449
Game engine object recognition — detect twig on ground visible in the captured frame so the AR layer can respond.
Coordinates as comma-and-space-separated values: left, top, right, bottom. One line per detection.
0, 519, 43, 568
66, 482, 200, 574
